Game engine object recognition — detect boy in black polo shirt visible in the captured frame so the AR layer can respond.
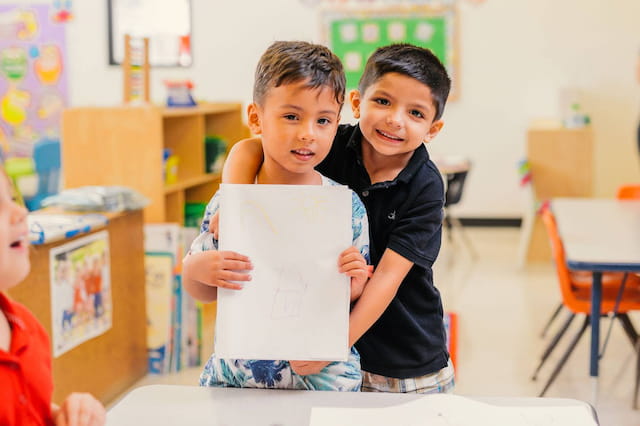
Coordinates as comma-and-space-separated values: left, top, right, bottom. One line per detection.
221, 43, 453, 394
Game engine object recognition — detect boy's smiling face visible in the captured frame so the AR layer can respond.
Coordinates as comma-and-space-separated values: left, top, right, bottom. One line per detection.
247, 80, 341, 184
0, 172, 29, 290
351, 72, 443, 160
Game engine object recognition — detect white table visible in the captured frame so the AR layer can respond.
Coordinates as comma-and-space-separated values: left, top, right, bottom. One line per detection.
107, 385, 598, 425
551, 198, 640, 402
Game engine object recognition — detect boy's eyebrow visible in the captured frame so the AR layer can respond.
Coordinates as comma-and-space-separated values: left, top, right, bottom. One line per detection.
280, 104, 338, 116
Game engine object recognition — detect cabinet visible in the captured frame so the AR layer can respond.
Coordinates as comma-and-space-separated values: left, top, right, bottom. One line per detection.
8, 210, 146, 405
61, 103, 249, 224
521, 121, 593, 262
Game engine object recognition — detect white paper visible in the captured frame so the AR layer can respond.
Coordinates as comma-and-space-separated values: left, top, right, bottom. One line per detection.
216, 184, 352, 361
310, 394, 597, 426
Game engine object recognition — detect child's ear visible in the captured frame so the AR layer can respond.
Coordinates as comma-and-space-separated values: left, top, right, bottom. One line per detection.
349, 90, 361, 119
247, 103, 262, 135
424, 119, 444, 143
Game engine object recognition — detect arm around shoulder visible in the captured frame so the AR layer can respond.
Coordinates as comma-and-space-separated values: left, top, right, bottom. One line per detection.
222, 137, 264, 183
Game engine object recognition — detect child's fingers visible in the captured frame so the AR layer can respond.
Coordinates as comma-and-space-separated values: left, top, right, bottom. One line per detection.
339, 258, 367, 273
222, 259, 253, 272
219, 270, 251, 283
367, 265, 374, 278
220, 251, 251, 263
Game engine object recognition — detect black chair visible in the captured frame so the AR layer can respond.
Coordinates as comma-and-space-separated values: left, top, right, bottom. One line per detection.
443, 169, 476, 257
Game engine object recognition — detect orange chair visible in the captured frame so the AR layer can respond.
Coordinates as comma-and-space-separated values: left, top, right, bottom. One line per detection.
616, 184, 640, 408
616, 184, 640, 200
533, 207, 640, 399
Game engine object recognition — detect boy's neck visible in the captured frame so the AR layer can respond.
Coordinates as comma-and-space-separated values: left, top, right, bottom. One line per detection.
257, 162, 322, 185
360, 139, 414, 184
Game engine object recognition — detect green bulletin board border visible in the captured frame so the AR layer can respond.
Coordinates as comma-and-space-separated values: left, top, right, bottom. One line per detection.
321, 5, 458, 100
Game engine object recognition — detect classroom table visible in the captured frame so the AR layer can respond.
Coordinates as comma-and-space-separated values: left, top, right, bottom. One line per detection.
551, 198, 640, 403
107, 385, 598, 426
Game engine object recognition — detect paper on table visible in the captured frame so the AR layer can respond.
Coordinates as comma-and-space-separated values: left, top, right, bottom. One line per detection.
216, 184, 352, 361
310, 394, 597, 426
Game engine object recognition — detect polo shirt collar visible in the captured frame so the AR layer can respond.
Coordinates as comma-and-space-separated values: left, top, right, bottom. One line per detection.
345, 124, 431, 185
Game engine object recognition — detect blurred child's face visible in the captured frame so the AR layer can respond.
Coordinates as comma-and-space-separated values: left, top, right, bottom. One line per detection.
248, 80, 341, 182
0, 173, 29, 290
351, 72, 443, 159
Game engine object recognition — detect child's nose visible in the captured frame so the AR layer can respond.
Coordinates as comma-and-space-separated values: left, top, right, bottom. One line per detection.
11, 201, 28, 224
386, 108, 403, 128
298, 120, 316, 142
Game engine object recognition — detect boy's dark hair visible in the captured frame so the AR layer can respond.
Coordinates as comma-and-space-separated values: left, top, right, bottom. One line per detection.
358, 43, 451, 121
253, 41, 345, 107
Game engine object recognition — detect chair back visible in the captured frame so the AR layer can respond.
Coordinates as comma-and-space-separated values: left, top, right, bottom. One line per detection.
616, 184, 640, 200
541, 206, 640, 314
444, 170, 468, 207
540, 208, 578, 308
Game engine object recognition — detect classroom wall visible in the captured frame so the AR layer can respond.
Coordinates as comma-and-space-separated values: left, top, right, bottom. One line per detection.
5, 0, 639, 218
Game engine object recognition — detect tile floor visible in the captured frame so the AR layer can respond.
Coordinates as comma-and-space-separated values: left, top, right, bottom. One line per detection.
117, 227, 639, 425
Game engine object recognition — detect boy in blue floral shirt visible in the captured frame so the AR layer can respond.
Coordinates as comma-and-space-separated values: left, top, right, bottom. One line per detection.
182, 41, 370, 391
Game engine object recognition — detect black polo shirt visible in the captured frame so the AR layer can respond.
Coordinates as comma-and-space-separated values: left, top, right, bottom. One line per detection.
316, 123, 449, 378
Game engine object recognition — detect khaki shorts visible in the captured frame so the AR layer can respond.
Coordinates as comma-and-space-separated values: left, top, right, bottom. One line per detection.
361, 359, 455, 394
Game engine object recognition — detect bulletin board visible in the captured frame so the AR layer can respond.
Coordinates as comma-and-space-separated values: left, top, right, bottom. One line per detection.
0, 4, 68, 157
322, 5, 458, 99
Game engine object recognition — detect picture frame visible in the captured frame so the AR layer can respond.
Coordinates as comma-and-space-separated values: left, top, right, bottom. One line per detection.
107, 0, 192, 67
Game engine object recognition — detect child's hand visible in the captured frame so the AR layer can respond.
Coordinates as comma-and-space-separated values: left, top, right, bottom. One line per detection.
208, 211, 220, 240
52, 392, 105, 426
338, 247, 370, 302
289, 360, 331, 376
183, 250, 252, 290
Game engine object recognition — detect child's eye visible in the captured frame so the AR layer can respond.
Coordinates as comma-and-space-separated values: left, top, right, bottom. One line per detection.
283, 114, 299, 121
373, 98, 390, 106
410, 110, 424, 119
317, 118, 331, 125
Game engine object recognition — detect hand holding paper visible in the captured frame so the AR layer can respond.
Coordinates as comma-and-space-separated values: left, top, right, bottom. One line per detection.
338, 246, 370, 302
183, 250, 252, 291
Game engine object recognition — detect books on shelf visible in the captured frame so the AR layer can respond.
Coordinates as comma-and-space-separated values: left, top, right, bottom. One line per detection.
144, 224, 202, 374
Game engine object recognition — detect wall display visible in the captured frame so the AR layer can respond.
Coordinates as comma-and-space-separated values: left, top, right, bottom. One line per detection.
0, 4, 68, 157
322, 5, 458, 99
108, 0, 192, 67
50, 231, 112, 357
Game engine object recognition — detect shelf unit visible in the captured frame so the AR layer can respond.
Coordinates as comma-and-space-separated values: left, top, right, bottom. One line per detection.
61, 103, 249, 224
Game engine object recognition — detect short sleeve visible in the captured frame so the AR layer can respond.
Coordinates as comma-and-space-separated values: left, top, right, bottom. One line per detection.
387, 172, 444, 269
188, 192, 220, 253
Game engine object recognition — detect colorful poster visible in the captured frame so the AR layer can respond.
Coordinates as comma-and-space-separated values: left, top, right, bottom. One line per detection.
50, 231, 112, 358
0, 4, 68, 158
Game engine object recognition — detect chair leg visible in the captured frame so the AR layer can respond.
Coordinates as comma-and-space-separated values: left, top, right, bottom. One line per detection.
539, 315, 590, 397
449, 215, 477, 258
634, 338, 639, 410
616, 313, 639, 347
444, 213, 453, 242
532, 311, 575, 381
540, 303, 564, 338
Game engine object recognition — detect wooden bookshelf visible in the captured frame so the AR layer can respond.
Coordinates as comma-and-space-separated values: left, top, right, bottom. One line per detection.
61, 103, 249, 224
